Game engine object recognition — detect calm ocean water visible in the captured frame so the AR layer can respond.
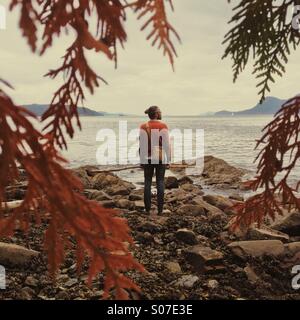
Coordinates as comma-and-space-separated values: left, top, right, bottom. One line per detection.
61, 116, 270, 169
41, 115, 298, 186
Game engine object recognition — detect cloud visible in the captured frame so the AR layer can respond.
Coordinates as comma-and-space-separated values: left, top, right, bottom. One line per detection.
0, 0, 299, 115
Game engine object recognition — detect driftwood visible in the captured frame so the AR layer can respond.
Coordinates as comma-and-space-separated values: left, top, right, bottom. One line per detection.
1, 200, 23, 211
87, 164, 193, 176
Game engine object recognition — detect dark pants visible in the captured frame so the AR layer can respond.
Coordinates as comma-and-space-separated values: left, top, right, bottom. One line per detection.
143, 164, 166, 213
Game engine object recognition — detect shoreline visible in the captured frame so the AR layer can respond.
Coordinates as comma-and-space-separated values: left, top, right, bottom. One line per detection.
1, 155, 300, 300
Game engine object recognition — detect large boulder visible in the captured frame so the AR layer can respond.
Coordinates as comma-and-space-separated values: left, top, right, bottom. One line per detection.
202, 194, 234, 212
165, 176, 179, 189
271, 211, 300, 236
72, 168, 93, 189
166, 189, 194, 203
202, 156, 247, 187
92, 172, 135, 194
228, 240, 285, 259
92, 172, 120, 189
0, 242, 39, 268
106, 185, 132, 196
247, 226, 289, 242
178, 176, 194, 185
177, 204, 206, 216
191, 196, 224, 217
184, 245, 224, 273
176, 229, 198, 245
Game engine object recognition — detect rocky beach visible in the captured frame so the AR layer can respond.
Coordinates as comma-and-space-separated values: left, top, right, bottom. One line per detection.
1, 155, 300, 300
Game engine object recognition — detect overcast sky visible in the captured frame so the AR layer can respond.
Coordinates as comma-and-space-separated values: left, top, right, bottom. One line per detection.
1, 0, 300, 115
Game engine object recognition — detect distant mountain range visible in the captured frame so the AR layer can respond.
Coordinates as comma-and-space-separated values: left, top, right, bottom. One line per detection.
203, 97, 287, 117
22, 104, 130, 117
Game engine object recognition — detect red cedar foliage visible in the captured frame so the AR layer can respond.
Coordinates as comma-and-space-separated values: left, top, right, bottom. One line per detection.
223, 0, 300, 228
0, 0, 179, 299
233, 97, 300, 228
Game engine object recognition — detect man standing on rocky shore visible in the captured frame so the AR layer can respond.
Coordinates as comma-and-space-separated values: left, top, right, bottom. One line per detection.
139, 106, 171, 215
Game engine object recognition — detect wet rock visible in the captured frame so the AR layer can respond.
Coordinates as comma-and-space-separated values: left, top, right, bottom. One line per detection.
247, 226, 289, 242
228, 240, 285, 258
165, 176, 179, 189
165, 261, 182, 273
177, 205, 206, 216
176, 275, 199, 289
271, 211, 300, 236
202, 194, 234, 212
0, 242, 39, 268
175, 229, 198, 245
184, 245, 224, 273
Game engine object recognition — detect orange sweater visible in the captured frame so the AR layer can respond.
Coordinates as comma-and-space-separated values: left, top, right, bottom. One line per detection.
139, 120, 171, 164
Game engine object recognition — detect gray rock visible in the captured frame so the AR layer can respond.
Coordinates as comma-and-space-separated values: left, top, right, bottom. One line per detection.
165, 176, 179, 189
107, 185, 131, 196
228, 240, 285, 258
116, 199, 133, 209
176, 229, 198, 245
165, 261, 182, 273
176, 275, 199, 289
184, 245, 224, 272
129, 194, 143, 201
247, 226, 289, 242
271, 211, 300, 236
136, 232, 154, 244
207, 279, 219, 290
191, 197, 224, 216
99, 200, 115, 208
284, 242, 300, 255
0, 242, 39, 268
135, 201, 145, 210
177, 205, 206, 216
138, 221, 161, 233
244, 265, 260, 283
72, 168, 93, 189
85, 189, 112, 201
202, 194, 234, 211
178, 176, 194, 185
